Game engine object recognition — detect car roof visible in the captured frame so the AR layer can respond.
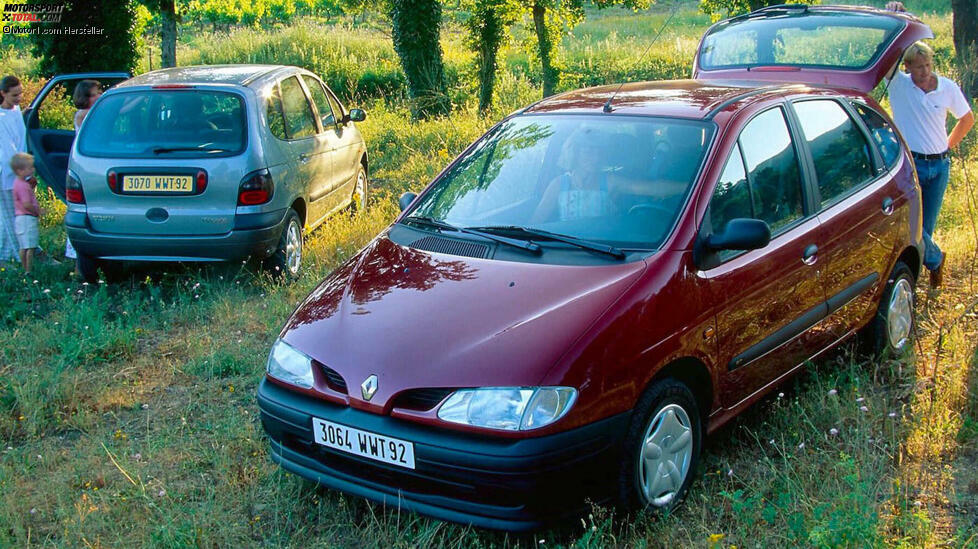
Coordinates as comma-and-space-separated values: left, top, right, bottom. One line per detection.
115, 64, 294, 89
520, 79, 841, 120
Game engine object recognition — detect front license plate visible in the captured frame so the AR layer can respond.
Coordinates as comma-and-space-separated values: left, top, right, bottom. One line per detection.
122, 175, 193, 193
312, 418, 416, 469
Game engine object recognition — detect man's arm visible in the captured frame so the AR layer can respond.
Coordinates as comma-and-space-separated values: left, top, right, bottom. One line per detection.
949, 111, 975, 151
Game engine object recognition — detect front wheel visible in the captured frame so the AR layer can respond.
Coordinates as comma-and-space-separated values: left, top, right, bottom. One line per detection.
618, 379, 701, 512
864, 261, 915, 357
350, 165, 368, 215
266, 209, 302, 281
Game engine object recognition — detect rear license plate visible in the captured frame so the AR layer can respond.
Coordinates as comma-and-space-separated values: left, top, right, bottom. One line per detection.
122, 175, 193, 193
312, 418, 416, 469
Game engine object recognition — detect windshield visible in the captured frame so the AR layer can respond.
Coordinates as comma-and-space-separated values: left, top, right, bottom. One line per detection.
78, 90, 246, 158
407, 115, 714, 250
699, 12, 904, 70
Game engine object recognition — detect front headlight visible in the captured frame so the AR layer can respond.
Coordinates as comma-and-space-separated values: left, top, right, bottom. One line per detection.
437, 387, 577, 431
266, 339, 314, 389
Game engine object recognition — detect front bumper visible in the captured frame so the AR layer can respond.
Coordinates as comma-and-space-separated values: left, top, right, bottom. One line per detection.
65, 209, 286, 261
257, 379, 629, 531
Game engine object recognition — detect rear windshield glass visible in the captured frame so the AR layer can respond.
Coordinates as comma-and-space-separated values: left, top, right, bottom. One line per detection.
78, 90, 246, 158
407, 115, 714, 250
698, 12, 903, 70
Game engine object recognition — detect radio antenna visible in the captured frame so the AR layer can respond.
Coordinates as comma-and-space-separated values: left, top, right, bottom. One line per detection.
603, 2, 680, 113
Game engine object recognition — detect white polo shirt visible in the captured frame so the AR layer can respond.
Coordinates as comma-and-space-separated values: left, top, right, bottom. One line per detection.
888, 70, 972, 155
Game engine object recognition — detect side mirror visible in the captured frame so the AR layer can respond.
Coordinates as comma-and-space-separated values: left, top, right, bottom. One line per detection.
398, 192, 417, 212
348, 108, 366, 123
707, 218, 771, 251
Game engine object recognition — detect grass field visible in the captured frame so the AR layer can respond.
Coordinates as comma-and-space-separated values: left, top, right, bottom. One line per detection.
2, 3, 978, 547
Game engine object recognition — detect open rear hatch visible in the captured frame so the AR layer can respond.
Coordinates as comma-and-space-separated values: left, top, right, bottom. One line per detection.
692, 5, 932, 93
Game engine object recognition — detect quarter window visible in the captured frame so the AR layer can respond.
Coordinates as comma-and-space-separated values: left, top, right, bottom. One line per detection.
301, 75, 336, 129
738, 107, 804, 232
266, 85, 287, 140
852, 101, 901, 169
279, 76, 317, 139
794, 100, 874, 206
710, 143, 752, 233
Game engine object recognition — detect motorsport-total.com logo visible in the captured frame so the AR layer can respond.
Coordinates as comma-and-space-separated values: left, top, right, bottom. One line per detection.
2, 2, 102, 37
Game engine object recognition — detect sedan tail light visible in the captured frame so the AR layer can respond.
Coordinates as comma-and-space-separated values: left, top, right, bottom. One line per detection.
66, 171, 85, 204
238, 169, 274, 206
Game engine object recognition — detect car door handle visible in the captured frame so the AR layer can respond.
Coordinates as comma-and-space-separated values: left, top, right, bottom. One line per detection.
882, 196, 894, 215
299, 153, 311, 164
802, 244, 818, 265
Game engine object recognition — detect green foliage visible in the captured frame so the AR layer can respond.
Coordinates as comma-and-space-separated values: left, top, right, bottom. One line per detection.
390, 0, 451, 118
699, 0, 809, 22
463, 0, 518, 113
30, 1, 140, 76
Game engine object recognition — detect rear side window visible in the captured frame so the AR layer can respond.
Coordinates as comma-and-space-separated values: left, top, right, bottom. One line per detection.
279, 76, 317, 139
793, 100, 874, 206
78, 90, 246, 158
852, 102, 901, 168
738, 107, 804, 232
301, 75, 335, 128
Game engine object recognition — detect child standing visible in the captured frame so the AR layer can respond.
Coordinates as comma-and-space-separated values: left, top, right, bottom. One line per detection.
11, 153, 42, 275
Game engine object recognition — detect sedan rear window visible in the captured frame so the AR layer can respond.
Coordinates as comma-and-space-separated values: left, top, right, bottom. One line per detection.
407, 115, 714, 250
78, 90, 246, 158
699, 12, 903, 70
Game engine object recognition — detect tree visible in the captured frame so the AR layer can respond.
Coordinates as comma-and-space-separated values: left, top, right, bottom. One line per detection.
464, 0, 517, 114
31, 1, 140, 76
951, 0, 978, 97
521, 0, 651, 99
390, 0, 451, 119
699, 0, 804, 21
139, 0, 180, 67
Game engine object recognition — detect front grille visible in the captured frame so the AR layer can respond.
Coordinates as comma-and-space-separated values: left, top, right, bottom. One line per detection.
410, 236, 490, 259
316, 361, 348, 394
393, 388, 455, 411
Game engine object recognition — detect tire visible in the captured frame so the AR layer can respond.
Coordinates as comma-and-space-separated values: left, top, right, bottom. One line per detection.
265, 209, 302, 281
618, 379, 701, 512
76, 252, 101, 283
864, 261, 915, 357
350, 164, 368, 215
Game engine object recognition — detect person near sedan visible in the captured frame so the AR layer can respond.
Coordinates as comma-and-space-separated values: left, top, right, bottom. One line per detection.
11, 153, 43, 275
885, 4, 975, 287
0, 75, 26, 263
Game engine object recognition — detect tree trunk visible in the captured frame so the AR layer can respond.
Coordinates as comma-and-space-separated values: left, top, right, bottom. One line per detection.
390, 0, 451, 119
475, 5, 504, 114
160, 0, 177, 68
532, 1, 558, 98
952, 0, 978, 97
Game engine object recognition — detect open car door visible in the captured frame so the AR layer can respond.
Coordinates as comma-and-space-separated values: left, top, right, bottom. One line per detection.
24, 72, 129, 201
692, 5, 932, 93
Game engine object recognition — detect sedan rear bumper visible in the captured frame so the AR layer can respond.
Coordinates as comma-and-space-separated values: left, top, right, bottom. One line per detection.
65, 209, 286, 261
257, 378, 629, 531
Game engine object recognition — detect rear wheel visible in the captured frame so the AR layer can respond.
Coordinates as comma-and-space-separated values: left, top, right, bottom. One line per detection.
266, 209, 302, 281
618, 379, 701, 512
864, 261, 915, 357
76, 252, 100, 283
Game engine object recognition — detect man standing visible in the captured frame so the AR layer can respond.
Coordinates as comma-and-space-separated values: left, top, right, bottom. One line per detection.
884, 13, 975, 287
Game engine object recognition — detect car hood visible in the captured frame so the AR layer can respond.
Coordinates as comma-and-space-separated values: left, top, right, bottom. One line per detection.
281, 235, 647, 410
692, 6, 932, 93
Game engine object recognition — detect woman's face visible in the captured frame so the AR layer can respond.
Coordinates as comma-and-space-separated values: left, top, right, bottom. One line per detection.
87, 87, 103, 108
0, 84, 23, 107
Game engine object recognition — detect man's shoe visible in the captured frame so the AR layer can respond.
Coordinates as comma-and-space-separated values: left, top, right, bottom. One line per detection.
929, 254, 945, 287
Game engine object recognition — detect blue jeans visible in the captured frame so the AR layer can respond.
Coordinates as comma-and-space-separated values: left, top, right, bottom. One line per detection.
915, 156, 951, 271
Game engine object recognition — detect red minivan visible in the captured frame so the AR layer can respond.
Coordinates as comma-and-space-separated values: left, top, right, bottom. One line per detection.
258, 6, 931, 530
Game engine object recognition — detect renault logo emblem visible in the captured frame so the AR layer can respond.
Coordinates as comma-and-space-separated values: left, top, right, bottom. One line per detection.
361, 375, 378, 401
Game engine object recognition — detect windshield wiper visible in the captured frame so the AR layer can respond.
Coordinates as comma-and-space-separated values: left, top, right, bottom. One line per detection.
469, 225, 626, 259
401, 216, 541, 254
152, 146, 231, 154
